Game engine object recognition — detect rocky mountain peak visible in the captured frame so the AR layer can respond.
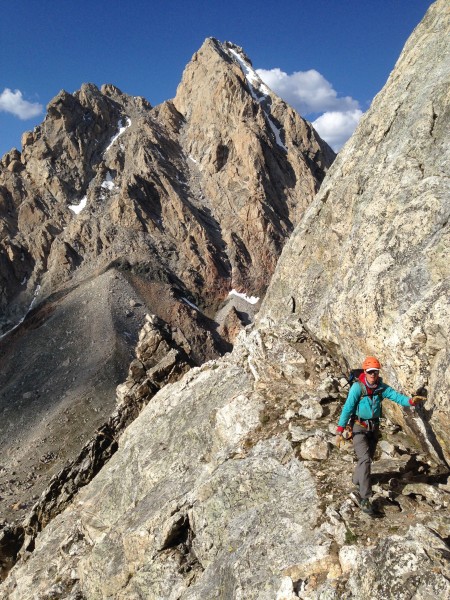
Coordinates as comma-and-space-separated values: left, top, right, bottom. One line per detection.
0, 36, 334, 564
171, 36, 334, 296
1, 37, 334, 323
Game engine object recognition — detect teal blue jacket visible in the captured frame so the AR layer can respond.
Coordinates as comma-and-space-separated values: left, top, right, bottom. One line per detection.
337, 378, 411, 428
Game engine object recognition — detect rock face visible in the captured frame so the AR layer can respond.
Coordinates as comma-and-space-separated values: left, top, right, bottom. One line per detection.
262, 0, 450, 464
3, 319, 449, 599
0, 39, 333, 533
171, 39, 334, 295
2, 3, 450, 599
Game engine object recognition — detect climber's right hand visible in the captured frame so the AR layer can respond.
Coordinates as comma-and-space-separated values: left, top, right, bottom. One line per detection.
410, 395, 427, 406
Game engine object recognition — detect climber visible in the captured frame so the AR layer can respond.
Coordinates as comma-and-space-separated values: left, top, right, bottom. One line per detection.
335, 356, 418, 516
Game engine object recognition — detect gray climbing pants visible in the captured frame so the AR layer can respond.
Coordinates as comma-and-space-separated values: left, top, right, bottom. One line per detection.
352, 424, 379, 499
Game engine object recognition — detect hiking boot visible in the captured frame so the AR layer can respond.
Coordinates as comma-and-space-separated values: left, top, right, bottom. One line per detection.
359, 498, 375, 516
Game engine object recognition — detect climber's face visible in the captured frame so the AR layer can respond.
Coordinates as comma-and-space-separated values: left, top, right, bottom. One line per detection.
365, 369, 379, 382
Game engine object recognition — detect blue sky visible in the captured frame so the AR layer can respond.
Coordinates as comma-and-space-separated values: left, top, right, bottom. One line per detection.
0, 0, 433, 156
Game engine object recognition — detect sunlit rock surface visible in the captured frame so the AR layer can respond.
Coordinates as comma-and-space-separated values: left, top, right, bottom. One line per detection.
262, 0, 450, 464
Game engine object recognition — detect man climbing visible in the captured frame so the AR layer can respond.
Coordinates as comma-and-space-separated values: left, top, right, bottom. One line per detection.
335, 356, 417, 516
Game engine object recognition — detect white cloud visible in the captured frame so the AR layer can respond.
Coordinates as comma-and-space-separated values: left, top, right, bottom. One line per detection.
256, 68, 359, 114
0, 88, 43, 120
256, 67, 364, 151
313, 109, 363, 151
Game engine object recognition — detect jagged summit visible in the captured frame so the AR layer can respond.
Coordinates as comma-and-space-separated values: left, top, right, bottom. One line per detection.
197, 37, 254, 65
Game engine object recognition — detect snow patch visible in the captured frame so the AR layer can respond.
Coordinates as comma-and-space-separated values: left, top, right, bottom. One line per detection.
228, 49, 271, 97
228, 289, 259, 304
181, 297, 200, 311
104, 117, 131, 153
101, 172, 116, 190
69, 196, 87, 214
228, 48, 287, 152
181, 296, 202, 312
267, 118, 287, 152
0, 285, 41, 341
28, 285, 41, 311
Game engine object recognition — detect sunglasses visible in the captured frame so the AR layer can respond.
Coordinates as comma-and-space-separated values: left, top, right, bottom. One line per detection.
365, 369, 379, 375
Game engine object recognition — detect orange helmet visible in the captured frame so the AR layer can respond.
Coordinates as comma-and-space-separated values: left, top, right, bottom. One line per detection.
362, 356, 381, 370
